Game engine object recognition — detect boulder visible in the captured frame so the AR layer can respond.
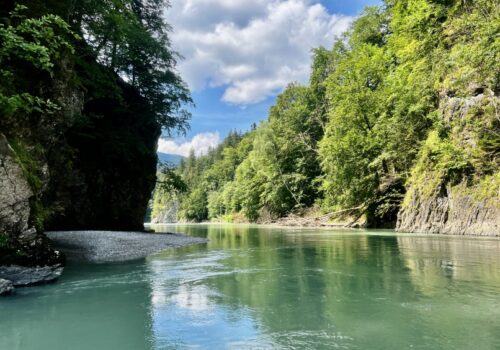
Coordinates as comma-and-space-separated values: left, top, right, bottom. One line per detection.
0, 278, 14, 296
0, 265, 64, 286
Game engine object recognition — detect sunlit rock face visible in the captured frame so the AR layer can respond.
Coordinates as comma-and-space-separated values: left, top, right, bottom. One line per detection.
397, 92, 500, 236
397, 187, 500, 236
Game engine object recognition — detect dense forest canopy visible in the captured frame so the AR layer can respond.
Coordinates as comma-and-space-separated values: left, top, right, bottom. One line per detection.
152, 0, 499, 227
0, 0, 191, 135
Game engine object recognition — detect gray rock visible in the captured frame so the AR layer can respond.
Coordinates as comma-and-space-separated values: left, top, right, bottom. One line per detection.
0, 134, 63, 266
0, 278, 14, 296
0, 265, 64, 286
396, 92, 500, 236
397, 186, 500, 236
0, 133, 33, 236
151, 199, 180, 224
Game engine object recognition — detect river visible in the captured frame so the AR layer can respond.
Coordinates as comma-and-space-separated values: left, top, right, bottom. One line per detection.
1, 224, 499, 349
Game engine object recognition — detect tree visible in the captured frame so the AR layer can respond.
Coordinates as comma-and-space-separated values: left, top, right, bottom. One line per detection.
0, 5, 75, 133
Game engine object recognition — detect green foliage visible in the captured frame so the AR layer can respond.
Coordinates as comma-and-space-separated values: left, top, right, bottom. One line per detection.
0, 5, 74, 130
182, 186, 208, 222
157, 162, 187, 194
153, 0, 499, 226
319, 40, 389, 210
319, 0, 499, 217
150, 131, 251, 222
404, 130, 471, 201
2, 0, 192, 133
0, 5, 77, 237
0, 233, 8, 248
69, 0, 192, 132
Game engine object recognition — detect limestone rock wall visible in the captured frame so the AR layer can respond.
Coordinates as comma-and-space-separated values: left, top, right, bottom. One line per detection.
0, 134, 63, 266
396, 91, 499, 236
0, 133, 33, 236
397, 184, 500, 236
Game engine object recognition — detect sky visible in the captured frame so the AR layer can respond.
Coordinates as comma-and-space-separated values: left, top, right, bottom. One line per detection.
158, 0, 381, 157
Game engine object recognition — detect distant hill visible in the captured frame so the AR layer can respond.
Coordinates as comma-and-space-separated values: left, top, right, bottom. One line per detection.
157, 152, 184, 166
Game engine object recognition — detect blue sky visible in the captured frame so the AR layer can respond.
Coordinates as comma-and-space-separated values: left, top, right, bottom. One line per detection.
159, 0, 381, 156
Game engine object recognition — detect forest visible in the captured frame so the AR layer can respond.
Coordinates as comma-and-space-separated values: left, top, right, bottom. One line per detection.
152, 0, 499, 228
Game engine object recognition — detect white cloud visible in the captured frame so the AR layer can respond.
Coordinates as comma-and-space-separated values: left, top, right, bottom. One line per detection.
158, 132, 220, 157
166, 0, 352, 105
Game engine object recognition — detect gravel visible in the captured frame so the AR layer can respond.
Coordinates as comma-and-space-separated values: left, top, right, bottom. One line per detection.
46, 231, 208, 263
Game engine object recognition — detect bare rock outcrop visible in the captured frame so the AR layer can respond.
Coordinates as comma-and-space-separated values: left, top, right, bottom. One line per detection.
0, 133, 33, 237
397, 183, 500, 236
0, 265, 63, 286
0, 133, 63, 268
397, 91, 499, 236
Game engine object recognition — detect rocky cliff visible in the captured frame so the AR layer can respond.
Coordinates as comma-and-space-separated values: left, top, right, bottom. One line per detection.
43, 58, 160, 231
0, 0, 189, 295
0, 58, 159, 242
0, 134, 62, 266
397, 91, 500, 236
0, 62, 160, 291
1, 45, 160, 287
397, 182, 499, 236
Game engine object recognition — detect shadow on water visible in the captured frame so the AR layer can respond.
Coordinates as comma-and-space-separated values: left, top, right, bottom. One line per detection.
0, 260, 155, 350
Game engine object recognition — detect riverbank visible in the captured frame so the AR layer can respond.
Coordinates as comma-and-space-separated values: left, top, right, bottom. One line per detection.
0, 231, 207, 296
46, 230, 208, 263
180, 207, 368, 230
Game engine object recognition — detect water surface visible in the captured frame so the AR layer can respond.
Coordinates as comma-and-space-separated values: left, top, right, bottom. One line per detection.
1, 225, 500, 349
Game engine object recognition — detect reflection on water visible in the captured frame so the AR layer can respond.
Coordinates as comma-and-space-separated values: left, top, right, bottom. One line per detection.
1, 224, 499, 350
148, 225, 500, 350
397, 236, 500, 294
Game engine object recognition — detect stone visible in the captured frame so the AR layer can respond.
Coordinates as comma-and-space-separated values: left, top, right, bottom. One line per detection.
18, 228, 38, 244
0, 278, 14, 296
397, 184, 500, 236
0, 133, 64, 266
396, 92, 500, 236
0, 265, 64, 286
0, 133, 33, 236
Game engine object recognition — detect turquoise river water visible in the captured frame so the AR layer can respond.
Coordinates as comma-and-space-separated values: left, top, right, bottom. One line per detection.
1, 224, 500, 349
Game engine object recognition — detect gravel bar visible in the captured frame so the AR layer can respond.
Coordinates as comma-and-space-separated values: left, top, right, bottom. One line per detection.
46, 231, 208, 263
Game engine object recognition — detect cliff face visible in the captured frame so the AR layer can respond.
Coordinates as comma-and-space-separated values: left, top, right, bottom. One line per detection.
0, 54, 160, 267
0, 134, 62, 266
0, 0, 189, 278
44, 63, 160, 231
0, 134, 32, 237
397, 92, 500, 236
397, 183, 499, 236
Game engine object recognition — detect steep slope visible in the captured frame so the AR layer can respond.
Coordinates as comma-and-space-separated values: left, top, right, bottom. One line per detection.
397, 92, 500, 236
151, 1, 499, 235
0, 0, 190, 272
